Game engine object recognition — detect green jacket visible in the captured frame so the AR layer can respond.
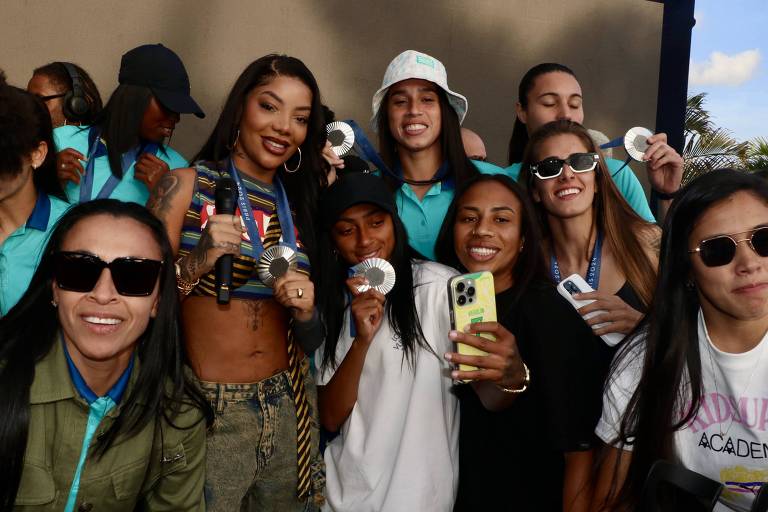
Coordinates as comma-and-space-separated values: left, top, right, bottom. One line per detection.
14, 340, 207, 511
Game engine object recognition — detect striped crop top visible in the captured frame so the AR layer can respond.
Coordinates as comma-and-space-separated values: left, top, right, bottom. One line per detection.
178, 161, 311, 300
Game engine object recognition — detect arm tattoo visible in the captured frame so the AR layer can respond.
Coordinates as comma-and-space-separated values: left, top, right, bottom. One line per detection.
182, 230, 213, 282
147, 172, 180, 224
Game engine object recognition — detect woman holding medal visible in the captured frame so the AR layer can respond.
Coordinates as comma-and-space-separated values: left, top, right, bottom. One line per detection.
505, 62, 683, 222
55, 44, 204, 205
148, 54, 326, 511
592, 170, 768, 512
435, 174, 609, 511
314, 172, 527, 511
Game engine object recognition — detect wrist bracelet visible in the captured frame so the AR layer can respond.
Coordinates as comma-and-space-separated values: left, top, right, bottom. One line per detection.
653, 188, 679, 200
175, 258, 199, 296
496, 362, 530, 394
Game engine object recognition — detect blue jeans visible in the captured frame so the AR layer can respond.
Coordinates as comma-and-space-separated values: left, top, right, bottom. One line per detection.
198, 359, 325, 511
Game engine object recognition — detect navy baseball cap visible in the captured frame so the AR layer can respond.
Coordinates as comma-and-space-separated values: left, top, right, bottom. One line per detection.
118, 43, 205, 118
322, 172, 396, 227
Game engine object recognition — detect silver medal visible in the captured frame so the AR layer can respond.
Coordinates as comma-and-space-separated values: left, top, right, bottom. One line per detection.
257, 245, 297, 287
326, 121, 355, 158
624, 127, 654, 162
351, 257, 396, 295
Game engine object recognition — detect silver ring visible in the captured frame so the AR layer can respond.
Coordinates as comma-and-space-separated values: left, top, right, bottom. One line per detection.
61, 163, 66, 169
297, 287, 304, 299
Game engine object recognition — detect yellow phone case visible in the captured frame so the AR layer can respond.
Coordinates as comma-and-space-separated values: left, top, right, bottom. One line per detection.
448, 271, 497, 374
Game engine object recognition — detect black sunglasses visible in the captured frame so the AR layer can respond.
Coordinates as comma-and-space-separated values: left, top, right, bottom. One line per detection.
529, 152, 599, 180
688, 227, 768, 267
54, 251, 162, 297
37, 93, 66, 102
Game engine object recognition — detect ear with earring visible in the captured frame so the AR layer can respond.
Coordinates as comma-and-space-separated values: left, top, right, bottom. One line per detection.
284, 147, 302, 173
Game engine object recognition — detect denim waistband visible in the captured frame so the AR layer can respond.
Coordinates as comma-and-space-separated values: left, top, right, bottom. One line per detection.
198, 370, 291, 413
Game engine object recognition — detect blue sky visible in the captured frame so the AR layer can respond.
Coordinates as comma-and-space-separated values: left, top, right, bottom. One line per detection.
689, 0, 766, 142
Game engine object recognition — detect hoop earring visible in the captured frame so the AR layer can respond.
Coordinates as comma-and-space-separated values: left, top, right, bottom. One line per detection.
284, 147, 302, 173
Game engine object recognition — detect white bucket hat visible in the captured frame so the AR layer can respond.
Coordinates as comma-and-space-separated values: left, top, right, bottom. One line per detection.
370, 50, 468, 131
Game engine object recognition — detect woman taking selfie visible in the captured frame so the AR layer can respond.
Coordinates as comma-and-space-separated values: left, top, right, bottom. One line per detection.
435, 174, 608, 511
148, 54, 326, 511
315, 172, 526, 511
0, 85, 69, 316
519, 120, 659, 343
55, 44, 204, 205
0, 199, 210, 511
593, 170, 768, 511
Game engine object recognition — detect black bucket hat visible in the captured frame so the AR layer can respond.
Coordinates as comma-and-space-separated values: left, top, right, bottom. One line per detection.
118, 43, 205, 118
322, 172, 397, 227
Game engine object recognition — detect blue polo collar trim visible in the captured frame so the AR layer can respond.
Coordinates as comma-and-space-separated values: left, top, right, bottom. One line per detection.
62, 336, 134, 406
26, 192, 51, 232
393, 161, 454, 190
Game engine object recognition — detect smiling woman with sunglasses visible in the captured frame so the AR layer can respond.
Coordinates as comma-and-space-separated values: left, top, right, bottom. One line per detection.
0, 199, 211, 511
592, 169, 768, 511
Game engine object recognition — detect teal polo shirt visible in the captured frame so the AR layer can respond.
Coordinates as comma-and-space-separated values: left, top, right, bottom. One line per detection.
501, 158, 655, 222
396, 160, 505, 260
54, 125, 189, 206
0, 193, 70, 316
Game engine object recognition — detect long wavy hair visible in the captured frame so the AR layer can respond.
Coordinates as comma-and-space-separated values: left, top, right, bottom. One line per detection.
0, 85, 65, 200
315, 185, 427, 370
376, 86, 478, 188
0, 199, 212, 509
193, 54, 327, 256
33, 61, 103, 125
434, 173, 548, 307
507, 63, 577, 164
519, 120, 657, 307
599, 169, 768, 510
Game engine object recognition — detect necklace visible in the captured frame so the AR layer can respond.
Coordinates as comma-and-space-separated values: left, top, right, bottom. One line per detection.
703, 319, 767, 438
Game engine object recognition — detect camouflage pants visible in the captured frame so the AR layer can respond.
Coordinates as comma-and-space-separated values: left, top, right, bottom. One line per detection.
197, 359, 325, 512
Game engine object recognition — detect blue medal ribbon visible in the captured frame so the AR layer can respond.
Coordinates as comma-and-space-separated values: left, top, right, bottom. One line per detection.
226, 157, 297, 261
599, 135, 634, 178
550, 230, 603, 289
79, 127, 160, 202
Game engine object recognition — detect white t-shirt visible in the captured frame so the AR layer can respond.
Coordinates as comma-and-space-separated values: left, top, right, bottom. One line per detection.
316, 260, 459, 512
597, 310, 768, 512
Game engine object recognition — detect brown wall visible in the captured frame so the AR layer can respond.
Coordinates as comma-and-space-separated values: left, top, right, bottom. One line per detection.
0, 0, 662, 181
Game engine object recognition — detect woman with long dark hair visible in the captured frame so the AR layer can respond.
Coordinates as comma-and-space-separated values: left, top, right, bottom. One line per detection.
315, 172, 526, 511
370, 50, 504, 260
0, 199, 211, 510
147, 54, 326, 511
55, 44, 204, 205
593, 169, 768, 512
435, 174, 609, 511
0, 85, 69, 316
506, 62, 683, 221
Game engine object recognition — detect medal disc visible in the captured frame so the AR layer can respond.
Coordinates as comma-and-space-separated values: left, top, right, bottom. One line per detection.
624, 127, 654, 162
351, 257, 396, 295
326, 121, 355, 157
257, 245, 297, 287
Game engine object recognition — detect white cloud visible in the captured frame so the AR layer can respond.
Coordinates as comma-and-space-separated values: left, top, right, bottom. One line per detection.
689, 49, 761, 86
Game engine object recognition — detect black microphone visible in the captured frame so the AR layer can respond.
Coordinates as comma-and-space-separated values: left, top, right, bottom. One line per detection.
215, 177, 236, 304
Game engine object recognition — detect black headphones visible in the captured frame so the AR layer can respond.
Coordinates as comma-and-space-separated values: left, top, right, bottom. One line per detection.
60, 62, 89, 122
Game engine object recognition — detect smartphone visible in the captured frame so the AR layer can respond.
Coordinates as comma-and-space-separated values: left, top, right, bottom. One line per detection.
556, 273, 624, 347
448, 271, 497, 374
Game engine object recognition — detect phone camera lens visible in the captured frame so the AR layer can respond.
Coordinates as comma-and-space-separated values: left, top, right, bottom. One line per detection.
457, 295, 467, 306
467, 286, 475, 296
456, 282, 466, 293
565, 281, 579, 295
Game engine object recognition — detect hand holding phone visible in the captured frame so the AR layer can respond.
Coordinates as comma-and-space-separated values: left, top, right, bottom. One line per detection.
556, 274, 625, 347
448, 272, 497, 374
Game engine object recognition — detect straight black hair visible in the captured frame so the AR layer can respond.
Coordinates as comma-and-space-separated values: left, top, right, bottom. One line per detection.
193, 54, 327, 258
376, 87, 478, 188
33, 61, 103, 125
0, 199, 212, 509
316, 205, 427, 370
605, 169, 768, 509
507, 63, 576, 165
434, 173, 548, 306
0, 85, 65, 199
92, 84, 169, 180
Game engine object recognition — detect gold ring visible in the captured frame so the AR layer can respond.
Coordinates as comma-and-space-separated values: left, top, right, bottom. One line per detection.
297, 288, 304, 298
